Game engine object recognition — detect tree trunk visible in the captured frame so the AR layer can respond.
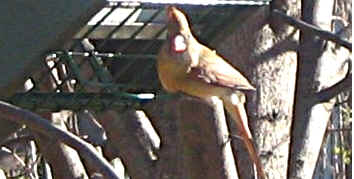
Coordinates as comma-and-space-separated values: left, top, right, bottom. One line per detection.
288, 0, 350, 178
176, 97, 239, 179
212, 1, 300, 178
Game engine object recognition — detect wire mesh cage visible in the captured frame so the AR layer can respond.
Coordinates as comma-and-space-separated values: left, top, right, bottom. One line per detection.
9, 0, 270, 112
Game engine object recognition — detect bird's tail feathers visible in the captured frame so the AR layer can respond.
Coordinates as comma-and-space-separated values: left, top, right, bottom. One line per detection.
223, 98, 266, 179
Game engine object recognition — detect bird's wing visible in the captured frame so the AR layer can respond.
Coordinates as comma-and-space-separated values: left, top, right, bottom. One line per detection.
188, 48, 255, 91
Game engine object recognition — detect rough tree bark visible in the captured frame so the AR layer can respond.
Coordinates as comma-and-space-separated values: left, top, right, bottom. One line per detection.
98, 110, 158, 179
176, 97, 239, 179
143, 97, 180, 179
211, 1, 300, 178
146, 95, 240, 179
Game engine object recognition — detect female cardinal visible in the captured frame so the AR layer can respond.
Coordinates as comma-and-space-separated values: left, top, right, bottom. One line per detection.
157, 6, 265, 179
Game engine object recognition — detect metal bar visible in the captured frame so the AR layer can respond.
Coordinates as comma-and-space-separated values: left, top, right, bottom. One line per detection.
117, 8, 163, 50
33, 59, 60, 91
70, 4, 121, 50
97, 7, 141, 49
108, 0, 270, 6
67, 51, 156, 59
59, 52, 154, 91
9, 92, 152, 112
88, 55, 113, 83
110, 8, 163, 82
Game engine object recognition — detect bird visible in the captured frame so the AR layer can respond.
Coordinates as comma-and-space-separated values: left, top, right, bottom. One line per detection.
156, 6, 265, 179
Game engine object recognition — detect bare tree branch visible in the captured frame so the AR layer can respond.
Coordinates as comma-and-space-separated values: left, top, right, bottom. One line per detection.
327, 127, 352, 132
272, 9, 352, 51
0, 101, 120, 179
314, 73, 352, 103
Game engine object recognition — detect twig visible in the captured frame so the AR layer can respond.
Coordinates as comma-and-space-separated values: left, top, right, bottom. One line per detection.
327, 127, 352, 132
0, 101, 120, 179
335, 99, 351, 107
272, 9, 352, 51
